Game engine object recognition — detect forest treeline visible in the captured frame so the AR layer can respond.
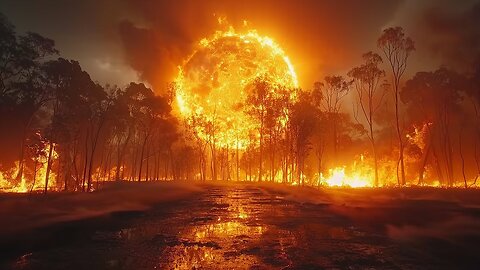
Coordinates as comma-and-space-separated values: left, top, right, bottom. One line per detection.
1, 13, 480, 192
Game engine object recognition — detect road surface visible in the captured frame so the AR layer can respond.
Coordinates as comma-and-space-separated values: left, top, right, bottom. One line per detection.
2, 184, 479, 269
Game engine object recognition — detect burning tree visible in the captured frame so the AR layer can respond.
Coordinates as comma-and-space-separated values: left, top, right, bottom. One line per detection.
4, 11, 480, 192
42, 58, 108, 192
0, 14, 58, 184
402, 68, 470, 187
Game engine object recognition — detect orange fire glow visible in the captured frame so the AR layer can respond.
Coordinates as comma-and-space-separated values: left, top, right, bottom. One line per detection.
0, 144, 58, 193
320, 167, 374, 188
175, 25, 298, 148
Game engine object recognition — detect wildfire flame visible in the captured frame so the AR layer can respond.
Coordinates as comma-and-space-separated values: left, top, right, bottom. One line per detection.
0, 144, 58, 193
320, 167, 374, 188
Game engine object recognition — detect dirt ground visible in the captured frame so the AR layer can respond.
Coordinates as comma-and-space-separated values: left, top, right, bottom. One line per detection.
1, 182, 480, 269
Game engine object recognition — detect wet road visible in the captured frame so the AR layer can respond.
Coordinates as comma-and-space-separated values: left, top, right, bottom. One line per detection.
3, 184, 470, 269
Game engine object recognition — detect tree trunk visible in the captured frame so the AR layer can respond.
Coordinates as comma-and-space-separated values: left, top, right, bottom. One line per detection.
30, 159, 38, 193
418, 142, 431, 185
259, 116, 264, 182
116, 129, 131, 180
459, 131, 467, 188
16, 113, 37, 182
210, 142, 217, 181
236, 139, 240, 181
368, 111, 379, 187
332, 115, 338, 165
392, 76, 406, 186
82, 126, 90, 192
44, 142, 54, 194
145, 146, 150, 181
138, 133, 149, 182
87, 117, 106, 192
169, 147, 177, 181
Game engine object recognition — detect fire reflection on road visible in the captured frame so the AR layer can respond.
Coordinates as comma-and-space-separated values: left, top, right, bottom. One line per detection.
160, 189, 267, 269
192, 221, 264, 240
8, 185, 419, 270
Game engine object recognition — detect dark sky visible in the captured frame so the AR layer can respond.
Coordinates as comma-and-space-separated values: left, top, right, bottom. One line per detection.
1, 0, 479, 92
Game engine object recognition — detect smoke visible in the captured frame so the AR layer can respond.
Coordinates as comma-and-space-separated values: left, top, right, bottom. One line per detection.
117, 0, 401, 91
3, 0, 480, 89
118, 21, 176, 91
117, 1, 218, 92
414, 0, 480, 71
117, 0, 480, 91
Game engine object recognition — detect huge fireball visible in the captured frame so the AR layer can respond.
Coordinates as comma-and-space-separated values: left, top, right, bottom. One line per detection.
176, 27, 298, 148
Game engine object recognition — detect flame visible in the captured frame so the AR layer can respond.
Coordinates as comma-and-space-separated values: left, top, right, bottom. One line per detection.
175, 24, 298, 149
0, 144, 58, 193
320, 167, 374, 188
317, 154, 386, 188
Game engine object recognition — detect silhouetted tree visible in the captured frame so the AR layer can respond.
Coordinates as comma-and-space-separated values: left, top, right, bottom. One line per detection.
290, 90, 317, 185
43, 58, 106, 192
378, 26, 415, 186
316, 75, 352, 164
0, 14, 58, 182
349, 52, 386, 186
245, 77, 272, 182
402, 68, 468, 186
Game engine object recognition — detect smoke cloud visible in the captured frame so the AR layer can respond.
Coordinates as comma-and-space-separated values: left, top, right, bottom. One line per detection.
421, 1, 480, 71
2, 0, 480, 90
117, 0, 401, 91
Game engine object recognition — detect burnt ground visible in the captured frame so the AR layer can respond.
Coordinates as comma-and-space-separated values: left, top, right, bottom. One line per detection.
1, 183, 480, 269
